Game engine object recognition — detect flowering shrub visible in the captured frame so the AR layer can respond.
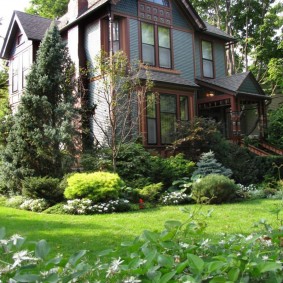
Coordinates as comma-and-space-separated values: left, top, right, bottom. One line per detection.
237, 184, 265, 200
63, 198, 131, 215
5, 195, 26, 208
19, 198, 49, 212
160, 191, 191, 205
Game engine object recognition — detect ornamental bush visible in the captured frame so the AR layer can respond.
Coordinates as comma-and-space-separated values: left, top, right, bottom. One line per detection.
138, 182, 163, 202
191, 174, 238, 204
22, 176, 62, 205
64, 172, 124, 202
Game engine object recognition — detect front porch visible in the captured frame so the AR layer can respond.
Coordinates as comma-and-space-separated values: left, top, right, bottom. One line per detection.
196, 72, 271, 143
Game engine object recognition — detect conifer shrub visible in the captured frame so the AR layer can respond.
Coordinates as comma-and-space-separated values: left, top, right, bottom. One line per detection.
192, 151, 232, 179
64, 172, 124, 202
22, 177, 62, 204
191, 174, 238, 204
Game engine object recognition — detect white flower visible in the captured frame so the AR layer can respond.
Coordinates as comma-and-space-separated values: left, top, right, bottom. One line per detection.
245, 235, 253, 241
10, 234, 24, 245
106, 257, 124, 278
123, 276, 142, 283
262, 255, 269, 261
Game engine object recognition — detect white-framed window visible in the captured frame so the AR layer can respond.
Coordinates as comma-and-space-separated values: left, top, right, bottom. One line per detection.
202, 40, 214, 78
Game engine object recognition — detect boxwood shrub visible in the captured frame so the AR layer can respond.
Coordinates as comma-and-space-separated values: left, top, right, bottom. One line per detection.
191, 174, 238, 204
64, 172, 124, 202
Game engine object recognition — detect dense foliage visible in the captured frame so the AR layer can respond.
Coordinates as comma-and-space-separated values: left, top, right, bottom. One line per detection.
267, 105, 283, 149
191, 174, 238, 204
64, 172, 124, 202
25, 0, 69, 18
22, 177, 62, 205
0, 23, 78, 194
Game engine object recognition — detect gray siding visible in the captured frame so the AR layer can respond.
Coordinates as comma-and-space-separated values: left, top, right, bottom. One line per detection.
88, 80, 110, 146
172, 1, 193, 30
214, 41, 226, 78
112, 0, 138, 17
239, 77, 261, 94
129, 19, 139, 62
173, 29, 194, 81
194, 34, 201, 77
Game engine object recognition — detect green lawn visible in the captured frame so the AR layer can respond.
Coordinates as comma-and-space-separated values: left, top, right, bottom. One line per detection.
0, 199, 282, 259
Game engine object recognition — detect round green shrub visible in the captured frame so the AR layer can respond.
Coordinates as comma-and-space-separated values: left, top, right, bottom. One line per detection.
22, 177, 63, 205
191, 174, 238, 204
64, 172, 124, 202
139, 182, 163, 202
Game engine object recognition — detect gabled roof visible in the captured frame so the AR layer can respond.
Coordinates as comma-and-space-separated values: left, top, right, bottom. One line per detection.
196, 72, 269, 99
204, 22, 235, 42
1, 11, 52, 59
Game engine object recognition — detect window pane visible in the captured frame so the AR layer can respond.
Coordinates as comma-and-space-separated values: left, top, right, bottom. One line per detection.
141, 23, 154, 45
203, 60, 214, 78
147, 118, 157, 144
113, 20, 119, 41
160, 94, 176, 144
159, 47, 171, 68
161, 113, 176, 144
160, 94, 176, 113
158, 27, 170, 48
142, 44, 155, 65
146, 0, 169, 6
202, 41, 213, 60
12, 75, 18, 92
113, 41, 120, 53
147, 93, 157, 144
180, 96, 189, 120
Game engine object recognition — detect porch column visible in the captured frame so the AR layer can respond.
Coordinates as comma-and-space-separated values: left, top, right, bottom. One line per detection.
258, 100, 266, 139
231, 96, 241, 143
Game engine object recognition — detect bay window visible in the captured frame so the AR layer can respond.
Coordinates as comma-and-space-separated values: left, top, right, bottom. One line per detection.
202, 40, 214, 78
141, 22, 172, 69
146, 93, 190, 145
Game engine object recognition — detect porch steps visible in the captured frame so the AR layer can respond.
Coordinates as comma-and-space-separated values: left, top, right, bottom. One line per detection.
246, 144, 270, 157
259, 142, 283, 156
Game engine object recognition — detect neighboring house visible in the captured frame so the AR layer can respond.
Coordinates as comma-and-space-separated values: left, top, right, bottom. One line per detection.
0, 0, 271, 152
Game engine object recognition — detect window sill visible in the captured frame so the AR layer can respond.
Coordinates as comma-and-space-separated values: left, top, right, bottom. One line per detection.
143, 65, 181, 75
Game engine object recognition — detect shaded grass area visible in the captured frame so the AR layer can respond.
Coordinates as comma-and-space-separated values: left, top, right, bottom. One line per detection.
0, 199, 282, 259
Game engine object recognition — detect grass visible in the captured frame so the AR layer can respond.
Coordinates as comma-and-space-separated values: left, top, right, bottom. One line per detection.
0, 199, 282, 260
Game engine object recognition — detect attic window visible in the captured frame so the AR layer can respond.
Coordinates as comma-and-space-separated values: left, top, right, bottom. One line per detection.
17, 34, 24, 46
145, 0, 169, 6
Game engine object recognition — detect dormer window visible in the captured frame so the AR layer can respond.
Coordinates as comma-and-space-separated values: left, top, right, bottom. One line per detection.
145, 0, 169, 6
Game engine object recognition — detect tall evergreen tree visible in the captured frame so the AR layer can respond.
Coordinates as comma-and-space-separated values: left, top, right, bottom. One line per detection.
0, 23, 79, 193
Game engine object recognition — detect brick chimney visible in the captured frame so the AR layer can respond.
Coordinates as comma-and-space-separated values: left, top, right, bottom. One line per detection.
68, 0, 89, 21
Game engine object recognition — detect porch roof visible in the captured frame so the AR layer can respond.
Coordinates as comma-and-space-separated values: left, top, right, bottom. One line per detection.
196, 72, 271, 100
139, 69, 199, 88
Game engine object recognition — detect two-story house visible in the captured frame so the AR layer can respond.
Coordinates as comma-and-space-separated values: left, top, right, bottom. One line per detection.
0, 0, 270, 153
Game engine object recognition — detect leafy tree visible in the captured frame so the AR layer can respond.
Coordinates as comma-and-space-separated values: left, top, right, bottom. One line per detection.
88, 51, 152, 172
0, 23, 79, 193
267, 105, 283, 149
0, 64, 10, 148
25, 0, 69, 19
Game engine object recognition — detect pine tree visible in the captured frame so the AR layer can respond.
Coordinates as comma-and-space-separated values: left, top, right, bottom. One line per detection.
192, 150, 233, 178
1, 23, 79, 193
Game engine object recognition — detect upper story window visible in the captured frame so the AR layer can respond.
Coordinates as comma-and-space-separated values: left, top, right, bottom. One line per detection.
202, 41, 214, 78
145, 0, 169, 6
12, 57, 19, 93
141, 22, 171, 69
17, 33, 24, 46
112, 19, 120, 53
22, 50, 31, 88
